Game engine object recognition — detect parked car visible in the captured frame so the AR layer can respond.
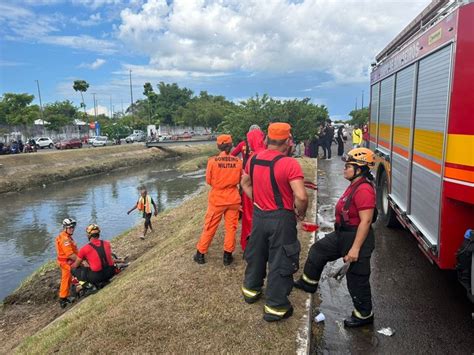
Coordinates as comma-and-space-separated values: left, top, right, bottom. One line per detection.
92, 136, 108, 147
125, 132, 145, 143
177, 133, 193, 140
55, 138, 83, 150
34, 137, 54, 149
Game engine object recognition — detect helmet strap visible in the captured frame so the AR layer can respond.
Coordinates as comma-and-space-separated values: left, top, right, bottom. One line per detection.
348, 166, 364, 182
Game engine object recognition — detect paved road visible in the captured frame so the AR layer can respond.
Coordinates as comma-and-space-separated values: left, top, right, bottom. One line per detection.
312, 150, 474, 354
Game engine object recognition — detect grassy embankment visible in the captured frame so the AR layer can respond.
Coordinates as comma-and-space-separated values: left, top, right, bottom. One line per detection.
0, 143, 214, 194
6, 157, 317, 354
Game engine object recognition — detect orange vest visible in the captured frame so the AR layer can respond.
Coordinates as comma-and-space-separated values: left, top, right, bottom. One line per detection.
206, 151, 243, 206
55, 231, 78, 264
137, 195, 152, 213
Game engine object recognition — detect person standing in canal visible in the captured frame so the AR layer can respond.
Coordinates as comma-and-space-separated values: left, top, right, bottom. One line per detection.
194, 134, 242, 265
55, 218, 79, 308
294, 147, 376, 328
240, 122, 308, 322
127, 187, 158, 239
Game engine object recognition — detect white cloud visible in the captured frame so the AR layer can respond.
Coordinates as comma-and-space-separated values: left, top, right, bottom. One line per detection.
78, 58, 107, 69
118, 0, 430, 84
72, 0, 122, 9
71, 12, 102, 26
0, 60, 27, 67
0, 3, 117, 54
87, 104, 109, 116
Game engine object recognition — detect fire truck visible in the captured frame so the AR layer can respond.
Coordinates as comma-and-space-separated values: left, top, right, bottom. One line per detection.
369, 0, 474, 299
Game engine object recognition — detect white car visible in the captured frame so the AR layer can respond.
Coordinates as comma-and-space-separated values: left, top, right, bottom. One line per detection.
34, 137, 54, 149
92, 136, 108, 147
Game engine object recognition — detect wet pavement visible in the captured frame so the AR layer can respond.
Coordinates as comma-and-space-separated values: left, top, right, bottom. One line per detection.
0, 160, 205, 301
312, 150, 474, 354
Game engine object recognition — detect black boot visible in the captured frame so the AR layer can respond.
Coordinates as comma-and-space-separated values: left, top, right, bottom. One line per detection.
263, 306, 294, 322
59, 296, 75, 308
294, 277, 318, 293
193, 251, 205, 264
343, 311, 374, 328
223, 251, 234, 266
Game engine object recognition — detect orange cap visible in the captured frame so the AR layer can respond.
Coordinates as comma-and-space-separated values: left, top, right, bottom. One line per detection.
216, 134, 232, 145
268, 122, 291, 140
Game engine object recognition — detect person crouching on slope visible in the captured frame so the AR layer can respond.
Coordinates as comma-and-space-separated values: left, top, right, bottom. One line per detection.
127, 187, 158, 239
194, 134, 243, 266
71, 224, 117, 287
55, 218, 79, 308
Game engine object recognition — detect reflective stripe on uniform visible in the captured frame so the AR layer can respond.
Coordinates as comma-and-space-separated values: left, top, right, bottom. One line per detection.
264, 305, 288, 316
241, 286, 261, 298
302, 273, 318, 285
354, 309, 373, 319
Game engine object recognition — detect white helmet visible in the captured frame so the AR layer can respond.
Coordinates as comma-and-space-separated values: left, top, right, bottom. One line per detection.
62, 218, 77, 229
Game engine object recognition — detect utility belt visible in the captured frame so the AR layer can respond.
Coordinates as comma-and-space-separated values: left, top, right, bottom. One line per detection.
334, 223, 358, 232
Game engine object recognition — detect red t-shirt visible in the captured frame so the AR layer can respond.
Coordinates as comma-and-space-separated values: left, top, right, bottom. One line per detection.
335, 180, 376, 226
78, 239, 114, 272
245, 149, 304, 211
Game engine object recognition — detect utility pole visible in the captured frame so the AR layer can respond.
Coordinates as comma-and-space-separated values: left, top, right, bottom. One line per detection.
121, 99, 124, 115
35, 80, 44, 121
92, 93, 97, 120
109, 96, 113, 119
355, 97, 358, 110
361, 90, 364, 108
129, 69, 134, 115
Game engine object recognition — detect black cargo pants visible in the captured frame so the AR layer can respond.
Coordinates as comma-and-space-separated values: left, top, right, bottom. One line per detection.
303, 226, 375, 316
243, 207, 300, 310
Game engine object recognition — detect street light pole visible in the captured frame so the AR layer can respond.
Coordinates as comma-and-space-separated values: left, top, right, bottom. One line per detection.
361, 90, 364, 108
129, 69, 134, 115
35, 80, 44, 121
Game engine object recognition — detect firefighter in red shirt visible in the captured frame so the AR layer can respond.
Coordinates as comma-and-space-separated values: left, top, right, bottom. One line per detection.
71, 224, 116, 286
194, 134, 243, 265
55, 218, 79, 308
240, 122, 308, 322
294, 147, 376, 328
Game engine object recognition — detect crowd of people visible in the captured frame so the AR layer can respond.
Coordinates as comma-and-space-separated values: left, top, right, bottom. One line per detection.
191, 122, 377, 326
54, 121, 377, 328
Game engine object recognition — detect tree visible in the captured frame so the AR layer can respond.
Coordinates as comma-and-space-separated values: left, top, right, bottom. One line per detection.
155, 82, 193, 125
348, 107, 369, 127
0, 93, 40, 125
73, 80, 89, 117
43, 100, 78, 131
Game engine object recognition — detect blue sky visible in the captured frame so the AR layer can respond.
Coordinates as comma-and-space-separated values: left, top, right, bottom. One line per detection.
0, 0, 430, 120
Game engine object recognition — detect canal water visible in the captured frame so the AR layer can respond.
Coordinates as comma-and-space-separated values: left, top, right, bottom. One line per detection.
0, 159, 206, 301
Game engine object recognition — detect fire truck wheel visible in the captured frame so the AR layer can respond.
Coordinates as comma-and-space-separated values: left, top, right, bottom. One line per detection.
377, 170, 400, 228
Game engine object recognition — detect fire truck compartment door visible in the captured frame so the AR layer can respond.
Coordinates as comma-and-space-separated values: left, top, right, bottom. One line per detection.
409, 44, 453, 247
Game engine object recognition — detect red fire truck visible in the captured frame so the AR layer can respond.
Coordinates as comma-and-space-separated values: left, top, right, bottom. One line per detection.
369, 0, 474, 298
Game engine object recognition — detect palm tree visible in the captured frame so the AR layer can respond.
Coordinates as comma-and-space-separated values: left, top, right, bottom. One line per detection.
73, 80, 89, 118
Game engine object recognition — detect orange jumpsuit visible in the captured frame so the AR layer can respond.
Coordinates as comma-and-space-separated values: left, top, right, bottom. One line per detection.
55, 231, 78, 298
196, 151, 243, 254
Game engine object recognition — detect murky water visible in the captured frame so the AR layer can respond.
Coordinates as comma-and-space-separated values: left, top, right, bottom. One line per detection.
0, 160, 205, 301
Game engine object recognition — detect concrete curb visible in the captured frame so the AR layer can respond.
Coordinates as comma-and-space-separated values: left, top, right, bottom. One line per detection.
296, 157, 318, 355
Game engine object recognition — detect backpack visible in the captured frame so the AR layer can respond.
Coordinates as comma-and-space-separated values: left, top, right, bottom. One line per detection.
456, 229, 474, 292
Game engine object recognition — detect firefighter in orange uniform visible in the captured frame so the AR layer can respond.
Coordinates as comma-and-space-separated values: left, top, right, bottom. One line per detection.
194, 134, 243, 266
55, 218, 79, 308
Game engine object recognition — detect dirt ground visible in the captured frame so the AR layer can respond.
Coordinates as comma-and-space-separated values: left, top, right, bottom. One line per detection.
1, 157, 317, 354
0, 144, 214, 193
